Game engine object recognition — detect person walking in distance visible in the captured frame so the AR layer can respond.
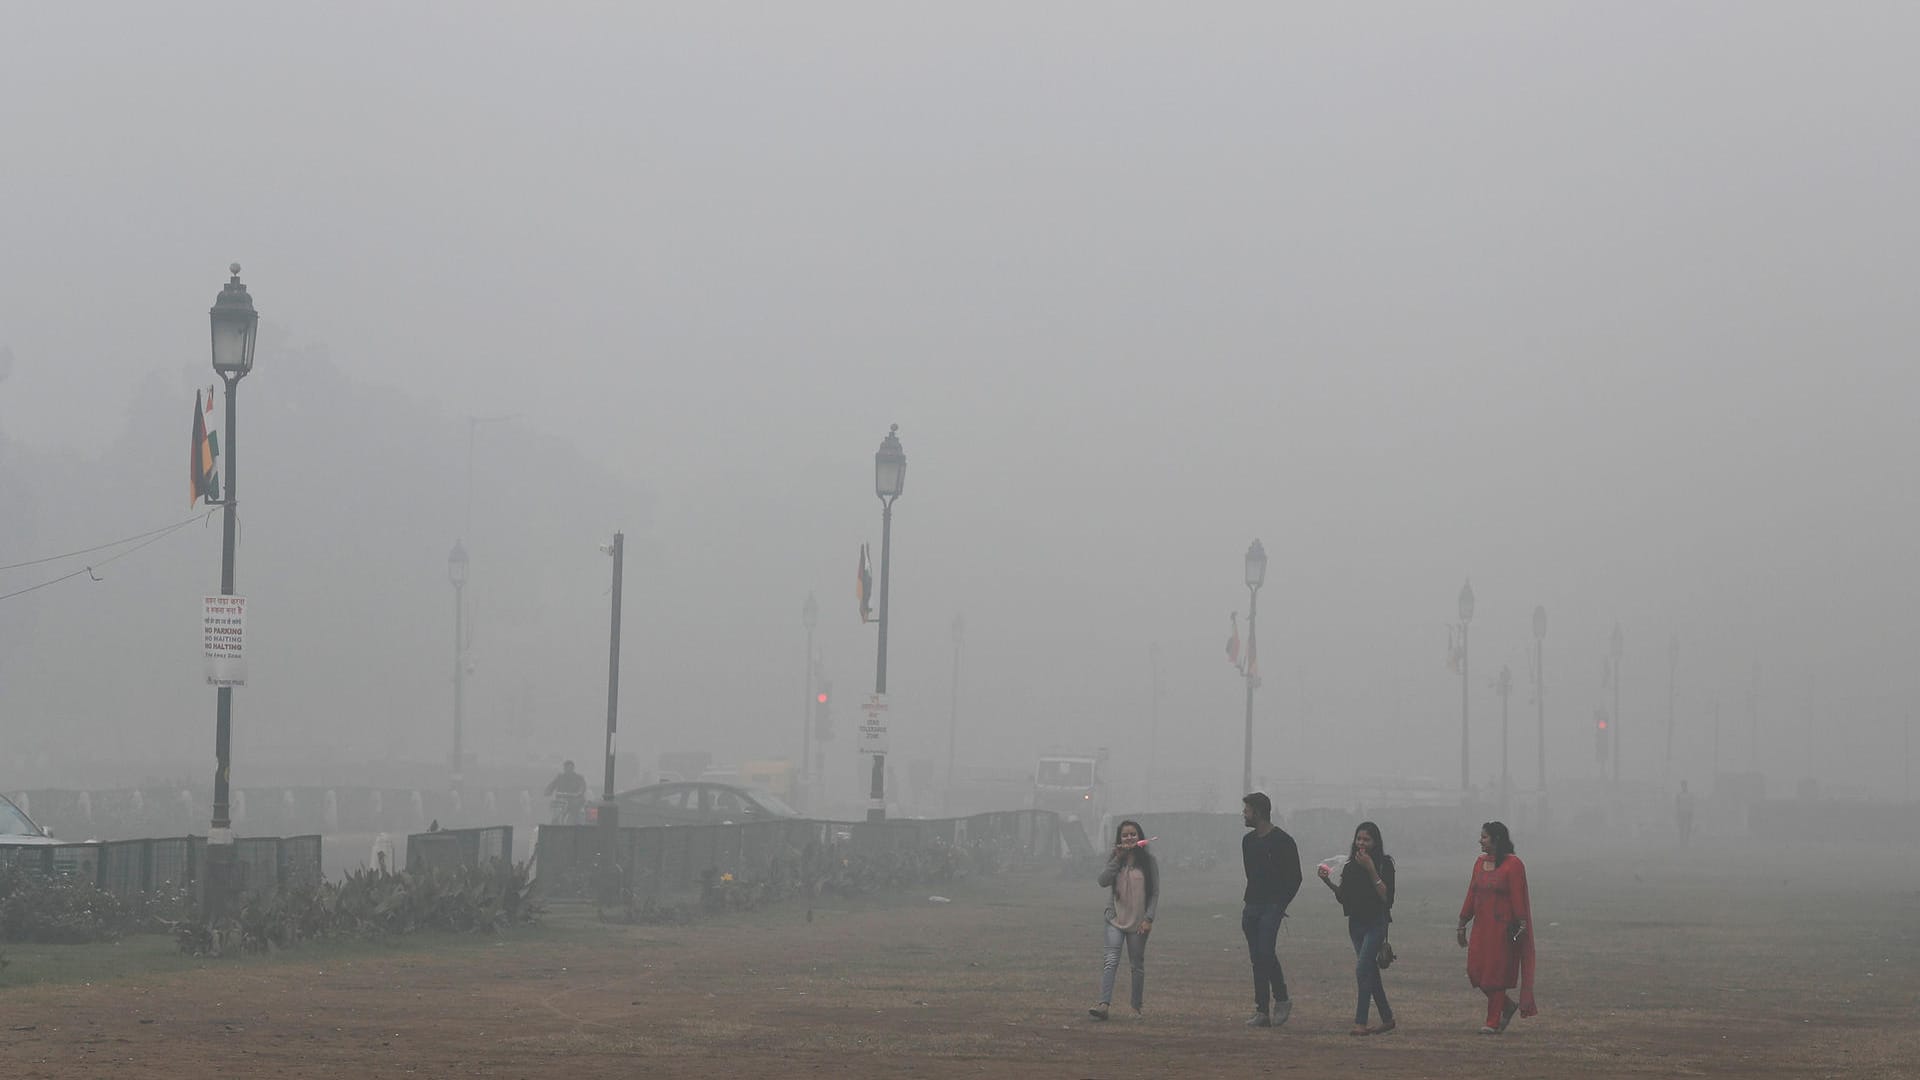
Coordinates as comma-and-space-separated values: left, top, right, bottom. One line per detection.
1241, 792, 1302, 1027
1456, 821, 1538, 1033
1318, 821, 1396, 1036
1088, 819, 1158, 1020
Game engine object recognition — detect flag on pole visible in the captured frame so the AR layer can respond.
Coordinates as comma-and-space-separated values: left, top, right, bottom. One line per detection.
1226, 612, 1241, 669
856, 544, 874, 624
190, 390, 217, 506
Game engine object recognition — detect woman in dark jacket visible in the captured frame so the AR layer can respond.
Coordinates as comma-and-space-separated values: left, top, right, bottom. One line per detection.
1317, 820, 1396, 1035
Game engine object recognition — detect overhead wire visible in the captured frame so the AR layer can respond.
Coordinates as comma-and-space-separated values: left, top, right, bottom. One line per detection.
0, 513, 211, 603
0, 512, 212, 572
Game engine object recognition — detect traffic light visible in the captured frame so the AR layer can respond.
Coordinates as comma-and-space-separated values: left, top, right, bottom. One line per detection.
814, 682, 834, 742
1594, 709, 1609, 764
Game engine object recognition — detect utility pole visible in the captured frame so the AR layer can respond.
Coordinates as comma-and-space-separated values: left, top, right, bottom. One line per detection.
1533, 606, 1548, 793
1147, 643, 1161, 811
946, 613, 963, 816
1666, 636, 1678, 782
801, 593, 818, 806
598, 532, 625, 826
1496, 663, 1513, 815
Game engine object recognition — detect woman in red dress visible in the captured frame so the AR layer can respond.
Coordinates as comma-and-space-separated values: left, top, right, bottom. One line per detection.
1456, 820, 1537, 1033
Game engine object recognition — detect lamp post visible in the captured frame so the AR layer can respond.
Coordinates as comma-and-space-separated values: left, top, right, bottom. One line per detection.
946, 613, 963, 816
869, 425, 906, 822
1533, 605, 1548, 792
801, 593, 818, 807
1666, 635, 1678, 782
1496, 663, 1514, 814
596, 532, 625, 832
1610, 623, 1625, 785
1241, 539, 1267, 796
1458, 580, 1475, 795
204, 263, 258, 923
448, 541, 469, 791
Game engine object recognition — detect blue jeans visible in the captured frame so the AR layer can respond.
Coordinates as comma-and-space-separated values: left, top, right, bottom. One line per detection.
1098, 921, 1147, 1008
1241, 902, 1288, 1011
1349, 917, 1392, 1026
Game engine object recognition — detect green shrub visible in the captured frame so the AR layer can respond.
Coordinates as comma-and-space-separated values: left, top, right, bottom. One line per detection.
176, 860, 542, 956
0, 866, 129, 944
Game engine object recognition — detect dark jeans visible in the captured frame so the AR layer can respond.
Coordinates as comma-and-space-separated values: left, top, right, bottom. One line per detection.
1241, 902, 1288, 1011
1348, 916, 1392, 1026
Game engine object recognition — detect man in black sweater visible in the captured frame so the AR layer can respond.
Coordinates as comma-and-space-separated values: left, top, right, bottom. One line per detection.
1241, 791, 1302, 1027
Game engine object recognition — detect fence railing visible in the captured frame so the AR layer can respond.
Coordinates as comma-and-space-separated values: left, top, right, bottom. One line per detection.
405, 826, 514, 872
0, 834, 322, 903
6, 786, 549, 842
533, 810, 1063, 900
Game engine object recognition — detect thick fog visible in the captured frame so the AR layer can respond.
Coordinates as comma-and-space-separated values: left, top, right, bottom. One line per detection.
2, 4, 1916, 807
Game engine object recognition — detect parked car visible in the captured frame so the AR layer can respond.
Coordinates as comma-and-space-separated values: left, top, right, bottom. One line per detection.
609, 782, 801, 827
0, 792, 57, 845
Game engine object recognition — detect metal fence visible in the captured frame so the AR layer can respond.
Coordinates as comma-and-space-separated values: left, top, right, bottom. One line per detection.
7, 786, 547, 842
532, 810, 1063, 900
0, 834, 322, 903
405, 826, 514, 872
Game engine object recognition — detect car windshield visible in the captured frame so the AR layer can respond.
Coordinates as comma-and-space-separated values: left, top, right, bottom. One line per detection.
0, 796, 40, 836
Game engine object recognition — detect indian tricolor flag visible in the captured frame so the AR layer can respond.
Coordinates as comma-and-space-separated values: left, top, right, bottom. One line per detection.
190, 389, 220, 506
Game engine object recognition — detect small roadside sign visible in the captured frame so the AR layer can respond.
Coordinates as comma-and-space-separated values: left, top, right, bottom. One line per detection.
203, 594, 247, 687
858, 693, 889, 755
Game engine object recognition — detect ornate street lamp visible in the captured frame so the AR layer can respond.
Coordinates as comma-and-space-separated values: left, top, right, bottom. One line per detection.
203, 264, 258, 923
868, 425, 906, 821
1241, 539, 1267, 795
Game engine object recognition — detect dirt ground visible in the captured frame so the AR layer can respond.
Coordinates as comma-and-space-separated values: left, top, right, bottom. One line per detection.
4, 844, 1919, 1078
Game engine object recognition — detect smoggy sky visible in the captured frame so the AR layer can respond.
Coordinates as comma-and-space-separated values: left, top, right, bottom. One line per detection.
2, 3, 1916, 802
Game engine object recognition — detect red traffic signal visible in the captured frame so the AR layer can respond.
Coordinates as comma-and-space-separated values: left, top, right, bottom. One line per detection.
1596, 719, 1608, 730
816, 691, 829, 704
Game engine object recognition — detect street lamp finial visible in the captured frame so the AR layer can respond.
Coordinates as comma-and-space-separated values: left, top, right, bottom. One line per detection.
229, 262, 242, 277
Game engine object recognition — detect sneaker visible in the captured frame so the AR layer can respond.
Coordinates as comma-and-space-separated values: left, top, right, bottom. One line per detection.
1348, 1024, 1372, 1037
1478, 1025, 1498, 1035
1245, 1011, 1271, 1028
1088, 1003, 1109, 1021
1130, 1007, 1143, 1020
1271, 1000, 1293, 1026
1371, 1019, 1396, 1035
1498, 1000, 1520, 1032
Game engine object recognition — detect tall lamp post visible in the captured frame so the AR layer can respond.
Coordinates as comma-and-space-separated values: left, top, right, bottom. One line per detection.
204, 264, 258, 922
1495, 662, 1514, 815
1533, 605, 1548, 792
1458, 580, 1475, 795
1241, 539, 1267, 796
801, 592, 818, 807
869, 425, 906, 822
1666, 635, 1678, 782
598, 532, 625, 830
1610, 623, 1625, 785
448, 541, 469, 792
946, 613, 963, 816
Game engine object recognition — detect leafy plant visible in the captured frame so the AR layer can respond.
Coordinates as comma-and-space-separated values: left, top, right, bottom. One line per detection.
0, 865, 130, 944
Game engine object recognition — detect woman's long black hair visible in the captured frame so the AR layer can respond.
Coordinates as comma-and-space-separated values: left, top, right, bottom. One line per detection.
1349, 820, 1386, 862
1111, 819, 1158, 898
1481, 820, 1516, 866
